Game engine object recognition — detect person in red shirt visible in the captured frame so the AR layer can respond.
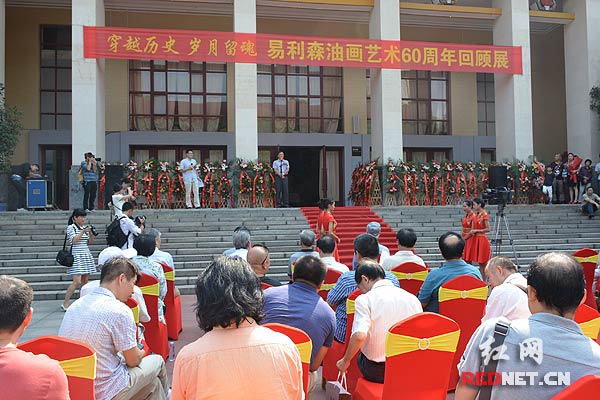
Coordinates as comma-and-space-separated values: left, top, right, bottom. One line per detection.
0, 276, 69, 400
318, 198, 340, 261
461, 200, 476, 264
465, 198, 491, 276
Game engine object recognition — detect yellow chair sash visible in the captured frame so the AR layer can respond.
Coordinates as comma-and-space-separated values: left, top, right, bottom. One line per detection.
140, 283, 159, 296
386, 330, 460, 357
164, 270, 174, 281
438, 286, 488, 303
392, 270, 428, 282
59, 353, 97, 380
574, 255, 599, 264
579, 317, 600, 339
321, 283, 335, 291
130, 305, 140, 324
346, 298, 355, 315
296, 340, 312, 365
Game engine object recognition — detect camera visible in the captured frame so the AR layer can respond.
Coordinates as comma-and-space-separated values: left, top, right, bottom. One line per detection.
134, 216, 146, 228
95, 157, 101, 162
88, 224, 99, 236
482, 187, 514, 206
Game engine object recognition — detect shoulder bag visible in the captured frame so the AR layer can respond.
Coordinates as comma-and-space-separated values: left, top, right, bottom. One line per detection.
56, 230, 74, 267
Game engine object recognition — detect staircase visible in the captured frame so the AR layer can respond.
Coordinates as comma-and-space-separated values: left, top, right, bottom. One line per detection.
301, 206, 398, 266
0, 209, 311, 300
374, 205, 600, 269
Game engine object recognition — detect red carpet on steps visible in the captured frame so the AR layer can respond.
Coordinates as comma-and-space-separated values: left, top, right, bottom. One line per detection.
300, 206, 398, 267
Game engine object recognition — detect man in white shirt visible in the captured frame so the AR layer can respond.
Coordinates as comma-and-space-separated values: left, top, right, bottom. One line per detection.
120, 201, 144, 250
381, 228, 426, 270
482, 256, 530, 322
179, 149, 203, 209
272, 151, 290, 208
336, 260, 422, 383
317, 235, 349, 274
112, 178, 136, 219
146, 228, 174, 268
223, 226, 251, 261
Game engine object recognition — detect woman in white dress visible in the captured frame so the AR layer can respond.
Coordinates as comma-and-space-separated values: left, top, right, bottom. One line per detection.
62, 209, 96, 310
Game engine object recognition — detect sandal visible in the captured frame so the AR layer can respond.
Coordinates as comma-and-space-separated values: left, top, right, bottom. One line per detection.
60, 304, 68, 312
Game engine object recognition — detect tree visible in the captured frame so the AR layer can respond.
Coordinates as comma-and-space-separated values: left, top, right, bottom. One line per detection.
0, 85, 22, 173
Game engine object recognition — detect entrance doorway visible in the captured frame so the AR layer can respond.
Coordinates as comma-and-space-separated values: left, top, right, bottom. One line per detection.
41, 145, 71, 210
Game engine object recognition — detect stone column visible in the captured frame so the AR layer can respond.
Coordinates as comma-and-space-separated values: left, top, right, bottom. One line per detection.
563, 0, 600, 161
0, 0, 5, 87
369, 0, 402, 163
233, 0, 258, 161
492, 0, 534, 161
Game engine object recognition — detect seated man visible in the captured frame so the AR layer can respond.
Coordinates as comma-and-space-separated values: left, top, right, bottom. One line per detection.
247, 244, 281, 287
327, 234, 400, 345
317, 235, 349, 274
59, 258, 168, 400
223, 226, 251, 260
287, 229, 319, 278
262, 255, 336, 392
582, 186, 600, 219
381, 228, 426, 270
336, 261, 422, 383
456, 253, 600, 400
482, 256, 530, 322
0, 276, 69, 399
172, 257, 303, 399
351, 222, 391, 269
131, 234, 168, 323
418, 232, 482, 313
146, 228, 174, 269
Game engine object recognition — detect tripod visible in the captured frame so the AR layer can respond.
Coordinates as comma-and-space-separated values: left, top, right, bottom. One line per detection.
490, 202, 519, 265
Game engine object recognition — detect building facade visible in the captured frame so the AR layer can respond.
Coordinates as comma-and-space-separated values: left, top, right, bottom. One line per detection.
2, 0, 599, 208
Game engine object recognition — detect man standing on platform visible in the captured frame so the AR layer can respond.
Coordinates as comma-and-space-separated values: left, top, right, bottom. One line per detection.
273, 151, 290, 208
179, 150, 203, 209
82, 152, 98, 212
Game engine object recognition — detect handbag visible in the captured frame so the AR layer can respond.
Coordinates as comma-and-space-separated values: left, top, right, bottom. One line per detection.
325, 372, 351, 400
56, 232, 74, 267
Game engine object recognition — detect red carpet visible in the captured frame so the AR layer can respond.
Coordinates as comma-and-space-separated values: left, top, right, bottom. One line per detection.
301, 206, 398, 267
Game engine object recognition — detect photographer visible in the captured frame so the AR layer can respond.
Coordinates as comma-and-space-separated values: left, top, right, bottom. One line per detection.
119, 201, 145, 250
62, 209, 97, 311
81, 152, 99, 212
111, 178, 136, 219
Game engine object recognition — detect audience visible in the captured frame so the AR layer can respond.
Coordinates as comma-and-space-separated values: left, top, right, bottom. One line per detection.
146, 228, 175, 269
380, 228, 426, 270
482, 256, 530, 322
132, 234, 168, 323
317, 235, 350, 273
336, 261, 422, 383
59, 258, 168, 400
247, 244, 281, 287
172, 257, 303, 400
352, 222, 391, 269
456, 253, 600, 400
418, 232, 482, 312
0, 276, 69, 399
287, 229, 319, 278
262, 255, 336, 392
223, 226, 251, 260
327, 234, 400, 345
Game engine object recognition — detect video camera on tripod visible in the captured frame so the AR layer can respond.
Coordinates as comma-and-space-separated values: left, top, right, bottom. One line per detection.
482, 166, 515, 206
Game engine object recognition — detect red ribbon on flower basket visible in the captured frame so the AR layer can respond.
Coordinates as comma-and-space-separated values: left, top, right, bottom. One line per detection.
519, 171, 529, 201
269, 172, 277, 208
98, 174, 106, 210
169, 172, 184, 207
433, 174, 439, 205
203, 172, 214, 208
441, 176, 447, 206
423, 173, 430, 206
456, 172, 467, 203
403, 174, 409, 206
252, 172, 268, 206
411, 173, 417, 206
218, 175, 233, 208
142, 171, 153, 206
480, 172, 488, 195
157, 170, 171, 206
468, 172, 477, 198
239, 170, 252, 196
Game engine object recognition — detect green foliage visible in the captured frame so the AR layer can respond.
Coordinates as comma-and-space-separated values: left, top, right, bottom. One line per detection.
0, 85, 23, 173
589, 86, 600, 127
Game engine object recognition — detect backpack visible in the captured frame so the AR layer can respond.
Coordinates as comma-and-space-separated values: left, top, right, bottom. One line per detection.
77, 167, 84, 185
106, 216, 129, 248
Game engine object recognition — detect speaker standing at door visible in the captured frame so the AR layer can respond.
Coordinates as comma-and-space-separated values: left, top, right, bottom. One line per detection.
273, 152, 290, 208
488, 166, 508, 189
104, 165, 124, 209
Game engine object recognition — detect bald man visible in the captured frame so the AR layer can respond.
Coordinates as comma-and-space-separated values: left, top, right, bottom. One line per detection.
248, 244, 281, 287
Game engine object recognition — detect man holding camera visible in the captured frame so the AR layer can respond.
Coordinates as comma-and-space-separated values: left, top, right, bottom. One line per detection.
120, 201, 145, 250
82, 152, 99, 212
179, 150, 203, 209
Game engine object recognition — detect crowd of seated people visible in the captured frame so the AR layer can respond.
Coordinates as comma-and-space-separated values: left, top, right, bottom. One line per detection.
3, 215, 600, 400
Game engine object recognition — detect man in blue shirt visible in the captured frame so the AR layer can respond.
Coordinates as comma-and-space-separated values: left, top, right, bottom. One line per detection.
81, 152, 98, 212
287, 229, 319, 278
327, 234, 400, 344
417, 231, 482, 313
272, 151, 290, 208
262, 255, 335, 392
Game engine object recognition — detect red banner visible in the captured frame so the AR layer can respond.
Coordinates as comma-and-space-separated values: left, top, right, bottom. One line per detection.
84, 26, 522, 74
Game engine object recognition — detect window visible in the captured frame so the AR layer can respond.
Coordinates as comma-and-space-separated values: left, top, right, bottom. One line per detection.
477, 73, 495, 136
129, 61, 227, 132
404, 148, 451, 163
257, 65, 343, 134
402, 70, 449, 135
481, 149, 496, 163
130, 146, 226, 164
40, 25, 72, 130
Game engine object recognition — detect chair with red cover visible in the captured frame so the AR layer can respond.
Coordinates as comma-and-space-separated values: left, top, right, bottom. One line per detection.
390, 262, 429, 296
352, 312, 460, 400
18, 335, 97, 400
573, 248, 599, 311
264, 323, 312, 400
260, 281, 273, 290
318, 268, 342, 302
551, 374, 600, 399
137, 272, 169, 360
574, 304, 600, 342
438, 275, 488, 391
159, 262, 183, 340
125, 297, 150, 357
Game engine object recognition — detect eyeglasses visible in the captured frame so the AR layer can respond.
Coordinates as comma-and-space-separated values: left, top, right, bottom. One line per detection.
261, 253, 269, 265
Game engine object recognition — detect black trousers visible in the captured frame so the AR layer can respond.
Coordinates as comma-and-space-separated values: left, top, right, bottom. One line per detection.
275, 176, 289, 207
9, 175, 26, 209
583, 202, 598, 216
83, 181, 97, 211
358, 352, 385, 384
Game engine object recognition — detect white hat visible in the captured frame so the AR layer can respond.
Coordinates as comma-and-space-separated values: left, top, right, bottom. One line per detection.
98, 246, 124, 266
122, 248, 138, 259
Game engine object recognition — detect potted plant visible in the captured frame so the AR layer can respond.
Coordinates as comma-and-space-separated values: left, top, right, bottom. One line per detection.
0, 85, 23, 211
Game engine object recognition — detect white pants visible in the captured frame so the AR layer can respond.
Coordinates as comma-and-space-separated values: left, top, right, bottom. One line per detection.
113, 354, 168, 400
184, 180, 201, 208
542, 185, 553, 200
